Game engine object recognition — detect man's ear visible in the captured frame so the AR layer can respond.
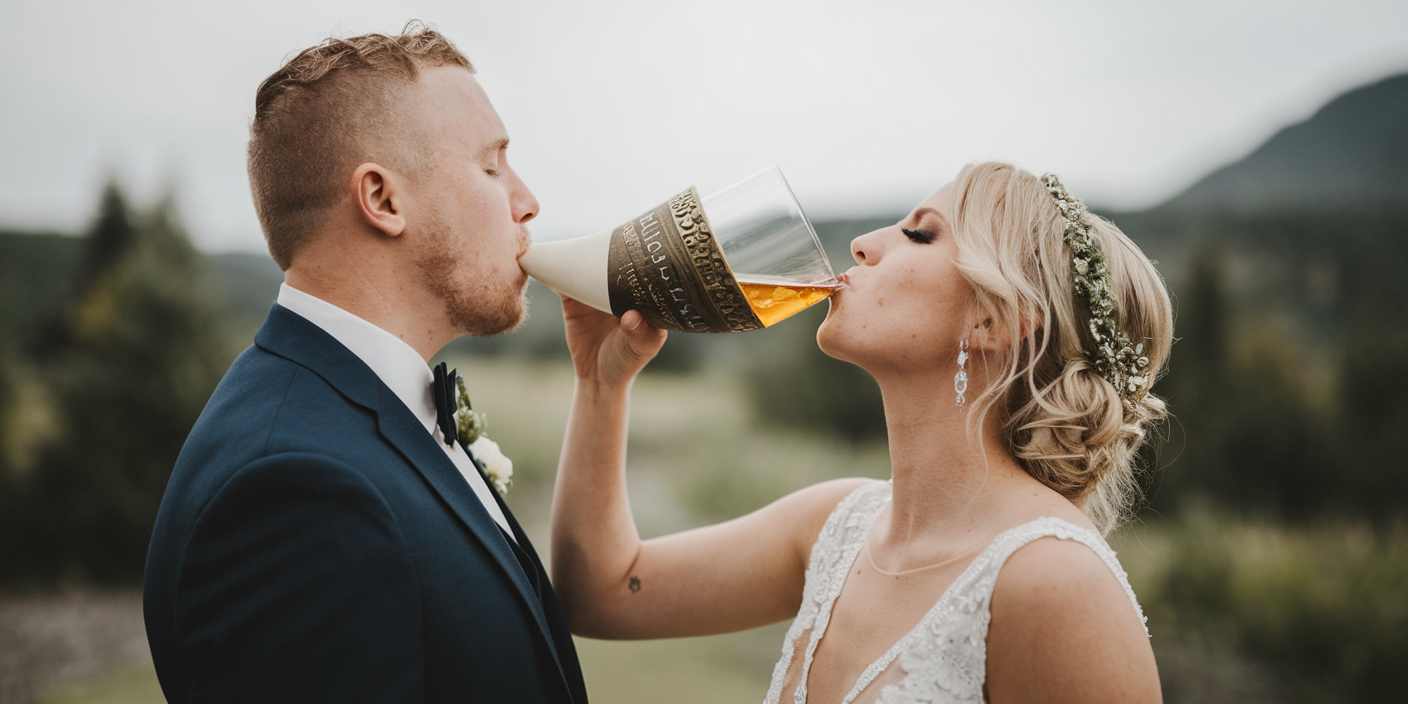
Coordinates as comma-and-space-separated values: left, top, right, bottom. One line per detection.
350, 163, 406, 238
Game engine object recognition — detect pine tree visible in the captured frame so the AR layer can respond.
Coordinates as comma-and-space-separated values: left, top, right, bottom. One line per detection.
1148, 240, 1231, 512
17, 182, 230, 584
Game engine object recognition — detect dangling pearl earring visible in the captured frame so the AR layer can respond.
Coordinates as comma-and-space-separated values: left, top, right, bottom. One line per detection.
955, 338, 969, 406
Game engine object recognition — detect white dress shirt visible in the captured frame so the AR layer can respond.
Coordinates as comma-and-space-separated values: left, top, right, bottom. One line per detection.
276, 283, 515, 538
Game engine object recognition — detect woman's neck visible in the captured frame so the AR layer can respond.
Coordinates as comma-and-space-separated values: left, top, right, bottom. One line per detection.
872, 366, 1031, 548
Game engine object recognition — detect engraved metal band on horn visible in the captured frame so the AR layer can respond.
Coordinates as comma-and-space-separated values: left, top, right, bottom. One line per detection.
606, 187, 763, 333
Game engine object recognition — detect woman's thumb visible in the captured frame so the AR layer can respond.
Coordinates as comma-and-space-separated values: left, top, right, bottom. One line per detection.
621, 310, 648, 335
620, 310, 666, 349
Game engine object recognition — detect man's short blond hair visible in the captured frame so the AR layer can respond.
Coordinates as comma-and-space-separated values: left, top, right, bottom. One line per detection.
247, 21, 473, 269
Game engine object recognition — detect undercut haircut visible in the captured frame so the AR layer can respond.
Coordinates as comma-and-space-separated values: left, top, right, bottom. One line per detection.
247, 21, 473, 269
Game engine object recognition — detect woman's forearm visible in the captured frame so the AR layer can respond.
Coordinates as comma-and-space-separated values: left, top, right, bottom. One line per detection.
550, 378, 641, 625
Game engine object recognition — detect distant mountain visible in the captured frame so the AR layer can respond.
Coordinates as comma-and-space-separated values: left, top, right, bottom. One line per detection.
0, 231, 284, 343
1165, 73, 1408, 213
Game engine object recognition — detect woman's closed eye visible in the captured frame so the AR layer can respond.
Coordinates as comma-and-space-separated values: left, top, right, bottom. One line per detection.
902, 227, 936, 244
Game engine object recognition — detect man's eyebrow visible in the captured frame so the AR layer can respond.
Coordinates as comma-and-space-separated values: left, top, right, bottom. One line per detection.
479, 137, 510, 158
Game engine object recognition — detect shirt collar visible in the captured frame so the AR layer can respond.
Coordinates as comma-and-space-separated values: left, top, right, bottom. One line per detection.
276, 283, 438, 434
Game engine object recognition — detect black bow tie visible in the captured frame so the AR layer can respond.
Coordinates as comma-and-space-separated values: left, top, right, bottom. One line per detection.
431, 362, 458, 447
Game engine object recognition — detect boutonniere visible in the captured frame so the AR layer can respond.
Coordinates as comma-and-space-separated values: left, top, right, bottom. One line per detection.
455, 376, 512, 494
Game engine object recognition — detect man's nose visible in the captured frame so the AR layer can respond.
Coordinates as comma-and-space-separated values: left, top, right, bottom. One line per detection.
510, 170, 539, 224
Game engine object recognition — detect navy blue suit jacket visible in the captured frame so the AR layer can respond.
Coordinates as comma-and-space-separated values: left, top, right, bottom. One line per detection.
144, 304, 587, 703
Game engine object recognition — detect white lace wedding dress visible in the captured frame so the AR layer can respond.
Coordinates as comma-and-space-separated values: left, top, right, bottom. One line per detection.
764, 481, 1147, 704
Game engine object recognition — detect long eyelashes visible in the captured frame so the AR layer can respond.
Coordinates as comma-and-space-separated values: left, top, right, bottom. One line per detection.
902, 227, 936, 244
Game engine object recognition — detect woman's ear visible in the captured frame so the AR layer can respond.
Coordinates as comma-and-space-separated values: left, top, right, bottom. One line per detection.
350, 163, 406, 238
968, 308, 1042, 353
1018, 311, 1043, 343
969, 315, 1006, 353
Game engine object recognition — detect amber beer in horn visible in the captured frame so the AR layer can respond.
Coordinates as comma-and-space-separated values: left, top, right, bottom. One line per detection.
519, 166, 838, 333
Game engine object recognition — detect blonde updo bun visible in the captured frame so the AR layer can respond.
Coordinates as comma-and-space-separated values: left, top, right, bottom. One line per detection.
949, 162, 1172, 534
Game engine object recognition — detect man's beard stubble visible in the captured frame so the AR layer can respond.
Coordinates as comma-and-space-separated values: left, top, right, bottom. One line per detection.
415, 226, 528, 338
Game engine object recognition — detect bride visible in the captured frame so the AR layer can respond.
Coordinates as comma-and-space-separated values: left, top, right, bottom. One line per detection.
549, 162, 1168, 703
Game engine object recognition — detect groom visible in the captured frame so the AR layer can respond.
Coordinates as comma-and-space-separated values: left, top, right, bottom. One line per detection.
143, 26, 588, 703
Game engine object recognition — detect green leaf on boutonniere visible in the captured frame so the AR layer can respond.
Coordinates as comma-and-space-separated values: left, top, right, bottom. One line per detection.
454, 375, 488, 445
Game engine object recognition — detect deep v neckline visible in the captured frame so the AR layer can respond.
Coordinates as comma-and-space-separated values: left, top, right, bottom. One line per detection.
793, 496, 1025, 704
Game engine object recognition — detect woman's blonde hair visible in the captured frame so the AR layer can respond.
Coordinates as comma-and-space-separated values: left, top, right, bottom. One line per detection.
948, 162, 1172, 534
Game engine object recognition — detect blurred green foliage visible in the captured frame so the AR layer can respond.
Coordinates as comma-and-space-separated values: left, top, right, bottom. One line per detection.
1143, 208, 1408, 524
1117, 512, 1408, 702
0, 184, 232, 586
741, 305, 886, 443
0, 232, 82, 344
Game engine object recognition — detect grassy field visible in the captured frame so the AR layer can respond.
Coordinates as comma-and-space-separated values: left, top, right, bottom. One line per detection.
37, 629, 791, 704
42, 664, 163, 704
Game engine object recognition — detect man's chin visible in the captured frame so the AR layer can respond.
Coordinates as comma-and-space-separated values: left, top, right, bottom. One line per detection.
455, 291, 528, 337
498, 292, 530, 334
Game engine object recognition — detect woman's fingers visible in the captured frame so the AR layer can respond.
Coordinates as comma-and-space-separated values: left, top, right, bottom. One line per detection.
596, 311, 663, 384
559, 301, 666, 386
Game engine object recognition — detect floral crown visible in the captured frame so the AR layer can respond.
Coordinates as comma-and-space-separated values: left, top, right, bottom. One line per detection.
1040, 173, 1151, 409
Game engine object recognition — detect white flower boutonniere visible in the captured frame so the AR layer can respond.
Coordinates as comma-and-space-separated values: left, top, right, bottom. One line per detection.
468, 436, 513, 495
454, 376, 512, 494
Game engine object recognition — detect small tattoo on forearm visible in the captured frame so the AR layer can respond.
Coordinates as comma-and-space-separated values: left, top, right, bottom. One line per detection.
628, 576, 641, 593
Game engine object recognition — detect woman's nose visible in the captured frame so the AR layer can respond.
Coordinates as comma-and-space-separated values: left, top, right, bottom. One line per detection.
850, 229, 884, 265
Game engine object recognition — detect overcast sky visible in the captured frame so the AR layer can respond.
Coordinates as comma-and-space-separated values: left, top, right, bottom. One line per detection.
4, 0, 1407, 253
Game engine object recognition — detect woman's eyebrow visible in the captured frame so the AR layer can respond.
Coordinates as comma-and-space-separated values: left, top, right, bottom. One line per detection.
911, 207, 949, 230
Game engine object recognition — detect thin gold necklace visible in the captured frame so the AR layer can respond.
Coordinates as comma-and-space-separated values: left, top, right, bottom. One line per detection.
863, 533, 986, 577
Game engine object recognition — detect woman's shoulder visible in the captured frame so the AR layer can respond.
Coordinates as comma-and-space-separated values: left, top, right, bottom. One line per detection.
979, 515, 1158, 701
985, 512, 1141, 622
805, 477, 889, 520
992, 523, 1130, 608
769, 478, 885, 566
973, 489, 1128, 599
779, 477, 885, 519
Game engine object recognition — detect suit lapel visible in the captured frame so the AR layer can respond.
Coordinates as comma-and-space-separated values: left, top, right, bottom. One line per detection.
255, 305, 571, 698
374, 388, 565, 672
463, 445, 584, 700
461, 447, 531, 549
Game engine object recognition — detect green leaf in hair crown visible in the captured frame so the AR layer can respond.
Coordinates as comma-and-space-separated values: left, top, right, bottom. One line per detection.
1040, 173, 1153, 410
